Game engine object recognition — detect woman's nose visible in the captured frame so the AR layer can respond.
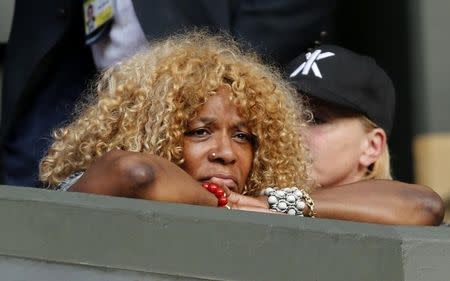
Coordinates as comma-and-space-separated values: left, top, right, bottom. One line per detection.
208, 134, 237, 164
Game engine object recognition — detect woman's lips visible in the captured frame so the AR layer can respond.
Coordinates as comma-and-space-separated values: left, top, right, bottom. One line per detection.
204, 175, 238, 192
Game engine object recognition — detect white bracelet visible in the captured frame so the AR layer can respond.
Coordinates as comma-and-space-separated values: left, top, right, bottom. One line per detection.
262, 187, 314, 217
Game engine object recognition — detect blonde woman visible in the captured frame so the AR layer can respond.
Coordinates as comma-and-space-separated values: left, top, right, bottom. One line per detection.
40, 33, 444, 225
288, 45, 396, 188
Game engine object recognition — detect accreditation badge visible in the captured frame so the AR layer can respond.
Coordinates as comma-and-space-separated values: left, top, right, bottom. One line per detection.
83, 0, 114, 45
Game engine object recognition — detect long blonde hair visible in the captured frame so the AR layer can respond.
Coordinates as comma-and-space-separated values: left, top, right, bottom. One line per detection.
39, 31, 312, 195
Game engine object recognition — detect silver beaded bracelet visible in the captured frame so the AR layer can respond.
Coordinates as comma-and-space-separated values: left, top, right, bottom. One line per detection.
262, 187, 315, 217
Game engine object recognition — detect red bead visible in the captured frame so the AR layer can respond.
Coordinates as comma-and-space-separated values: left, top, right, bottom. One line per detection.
214, 187, 225, 198
202, 182, 228, 207
218, 196, 228, 207
207, 183, 219, 193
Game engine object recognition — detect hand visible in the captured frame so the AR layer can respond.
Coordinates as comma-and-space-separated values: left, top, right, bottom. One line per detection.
226, 191, 273, 213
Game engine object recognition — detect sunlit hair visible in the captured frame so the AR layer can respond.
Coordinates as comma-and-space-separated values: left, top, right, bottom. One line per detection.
360, 116, 392, 180
39, 31, 312, 195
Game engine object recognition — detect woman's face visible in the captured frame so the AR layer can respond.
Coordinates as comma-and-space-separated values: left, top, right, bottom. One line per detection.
182, 87, 254, 193
304, 99, 370, 188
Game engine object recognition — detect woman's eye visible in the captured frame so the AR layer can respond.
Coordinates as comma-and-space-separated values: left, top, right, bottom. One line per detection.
234, 132, 252, 143
312, 114, 328, 125
313, 117, 326, 125
185, 128, 210, 137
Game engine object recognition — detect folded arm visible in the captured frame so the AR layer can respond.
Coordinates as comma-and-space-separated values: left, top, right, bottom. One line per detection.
67, 151, 445, 225
312, 180, 444, 225
69, 150, 218, 206
227, 180, 444, 226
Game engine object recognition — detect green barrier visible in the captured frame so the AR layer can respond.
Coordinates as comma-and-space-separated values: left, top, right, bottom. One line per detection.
0, 185, 449, 281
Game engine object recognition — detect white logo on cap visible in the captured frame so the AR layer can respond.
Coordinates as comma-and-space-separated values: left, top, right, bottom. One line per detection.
290, 50, 335, 79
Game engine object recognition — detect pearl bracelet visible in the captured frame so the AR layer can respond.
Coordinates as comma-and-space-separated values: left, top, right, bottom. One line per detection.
262, 187, 315, 217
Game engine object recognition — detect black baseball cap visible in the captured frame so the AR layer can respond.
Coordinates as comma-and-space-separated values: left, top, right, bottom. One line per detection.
286, 45, 396, 134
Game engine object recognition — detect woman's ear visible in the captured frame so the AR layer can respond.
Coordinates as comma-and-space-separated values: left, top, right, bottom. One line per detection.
359, 128, 387, 168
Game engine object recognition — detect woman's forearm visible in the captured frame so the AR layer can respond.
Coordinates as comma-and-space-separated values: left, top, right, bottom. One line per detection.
311, 180, 445, 225
69, 150, 218, 206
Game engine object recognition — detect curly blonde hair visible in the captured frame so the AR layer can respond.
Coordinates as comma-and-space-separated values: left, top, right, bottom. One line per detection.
39, 31, 312, 195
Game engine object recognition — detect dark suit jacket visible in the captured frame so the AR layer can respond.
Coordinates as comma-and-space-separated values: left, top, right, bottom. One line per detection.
133, 0, 336, 65
1, 0, 335, 187
1, 0, 96, 187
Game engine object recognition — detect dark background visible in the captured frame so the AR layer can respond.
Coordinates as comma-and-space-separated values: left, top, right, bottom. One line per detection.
335, 1, 413, 182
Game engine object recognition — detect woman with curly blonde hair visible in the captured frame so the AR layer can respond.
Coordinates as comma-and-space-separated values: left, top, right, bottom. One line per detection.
40, 31, 310, 194
40, 32, 444, 225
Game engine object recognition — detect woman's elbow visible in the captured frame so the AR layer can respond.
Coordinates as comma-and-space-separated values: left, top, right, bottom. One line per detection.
418, 191, 445, 226
409, 187, 446, 226
114, 152, 157, 198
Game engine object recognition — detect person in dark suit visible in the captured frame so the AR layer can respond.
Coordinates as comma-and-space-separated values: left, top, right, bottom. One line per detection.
1, 0, 97, 187
1, 0, 336, 187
